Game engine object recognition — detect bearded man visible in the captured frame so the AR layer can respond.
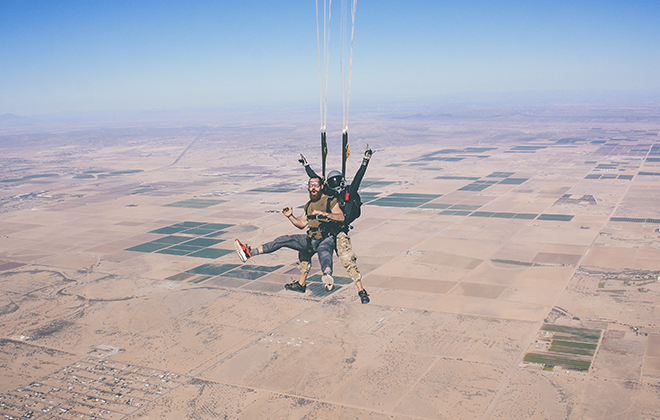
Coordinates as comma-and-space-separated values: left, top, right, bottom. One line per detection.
234, 177, 344, 293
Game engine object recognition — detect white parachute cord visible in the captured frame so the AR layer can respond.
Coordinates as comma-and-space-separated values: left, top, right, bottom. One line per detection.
316, 0, 323, 132
340, 0, 347, 133
323, 0, 332, 133
316, 0, 331, 132
340, 0, 357, 134
346, 0, 357, 134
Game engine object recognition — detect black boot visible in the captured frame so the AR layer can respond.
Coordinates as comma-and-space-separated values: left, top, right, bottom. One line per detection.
285, 281, 306, 293
358, 289, 370, 304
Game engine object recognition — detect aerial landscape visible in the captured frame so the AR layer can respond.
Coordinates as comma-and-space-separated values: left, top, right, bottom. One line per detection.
2, 0, 660, 419
2, 105, 660, 418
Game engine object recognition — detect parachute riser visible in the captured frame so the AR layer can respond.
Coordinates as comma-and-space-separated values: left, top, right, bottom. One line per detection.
342, 131, 348, 177
321, 131, 328, 180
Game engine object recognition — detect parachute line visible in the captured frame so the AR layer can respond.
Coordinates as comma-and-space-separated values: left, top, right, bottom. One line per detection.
317, 0, 332, 178
340, 0, 357, 134
316, 0, 331, 133
316, 0, 323, 132
316, 0, 357, 178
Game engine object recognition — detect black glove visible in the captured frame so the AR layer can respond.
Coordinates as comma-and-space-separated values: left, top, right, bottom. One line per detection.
299, 153, 308, 166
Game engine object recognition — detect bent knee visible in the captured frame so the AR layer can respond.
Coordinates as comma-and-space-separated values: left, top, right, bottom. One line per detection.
298, 261, 311, 275
339, 250, 357, 266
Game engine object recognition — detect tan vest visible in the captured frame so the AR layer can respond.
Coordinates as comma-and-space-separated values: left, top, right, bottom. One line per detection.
305, 195, 338, 239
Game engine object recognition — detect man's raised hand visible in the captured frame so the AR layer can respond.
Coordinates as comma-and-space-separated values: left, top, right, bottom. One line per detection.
298, 154, 308, 166
364, 144, 374, 160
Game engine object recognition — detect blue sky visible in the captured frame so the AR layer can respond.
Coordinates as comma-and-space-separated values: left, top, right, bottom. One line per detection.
2, 0, 659, 115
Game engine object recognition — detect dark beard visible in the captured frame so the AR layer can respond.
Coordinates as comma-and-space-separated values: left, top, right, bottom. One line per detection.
309, 190, 322, 201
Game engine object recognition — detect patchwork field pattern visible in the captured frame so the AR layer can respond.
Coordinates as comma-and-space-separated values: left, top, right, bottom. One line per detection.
2, 110, 660, 418
126, 221, 233, 259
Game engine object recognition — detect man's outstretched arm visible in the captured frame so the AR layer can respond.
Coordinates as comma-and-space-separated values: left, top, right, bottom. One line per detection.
348, 145, 374, 195
299, 154, 320, 179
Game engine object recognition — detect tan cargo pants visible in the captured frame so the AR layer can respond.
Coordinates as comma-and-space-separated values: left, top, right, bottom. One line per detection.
336, 231, 361, 282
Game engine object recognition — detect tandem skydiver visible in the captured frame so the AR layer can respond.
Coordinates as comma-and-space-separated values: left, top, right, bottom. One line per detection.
234, 176, 343, 293
298, 145, 374, 304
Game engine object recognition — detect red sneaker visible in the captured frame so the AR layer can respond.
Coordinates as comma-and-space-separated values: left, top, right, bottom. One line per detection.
234, 239, 251, 262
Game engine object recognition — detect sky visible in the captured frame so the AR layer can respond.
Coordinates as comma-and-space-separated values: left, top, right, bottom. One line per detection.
2, 0, 660, 116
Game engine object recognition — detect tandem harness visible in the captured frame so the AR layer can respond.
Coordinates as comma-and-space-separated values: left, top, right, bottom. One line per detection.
304, 197, 338, 242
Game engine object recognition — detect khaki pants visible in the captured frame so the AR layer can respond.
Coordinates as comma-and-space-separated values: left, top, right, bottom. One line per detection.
336, 231, 361, 283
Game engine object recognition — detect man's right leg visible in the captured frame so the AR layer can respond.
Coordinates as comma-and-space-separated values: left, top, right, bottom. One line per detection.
296, 248, 313, 286
285, 248, 313, 293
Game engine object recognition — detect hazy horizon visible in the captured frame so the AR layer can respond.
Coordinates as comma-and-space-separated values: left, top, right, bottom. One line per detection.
2, 0, 660, 116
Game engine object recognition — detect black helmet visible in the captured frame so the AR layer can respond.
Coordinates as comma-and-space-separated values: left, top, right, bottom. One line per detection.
325, 170, 345, 194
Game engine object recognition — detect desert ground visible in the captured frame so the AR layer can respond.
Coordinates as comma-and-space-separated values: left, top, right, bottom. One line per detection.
1, 105, 659, 419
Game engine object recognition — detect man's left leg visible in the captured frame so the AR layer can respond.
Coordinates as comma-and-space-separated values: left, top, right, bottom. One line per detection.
316, 235, 336, 291
235, 234, 306, 263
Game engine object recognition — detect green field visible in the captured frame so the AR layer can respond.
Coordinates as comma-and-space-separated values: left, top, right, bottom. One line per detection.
523, 324, 602, 371
549, 340, 598, 356
523, 353, 592, 371
127, 221, 234, 258
421, 203, 452, 209
491, 259, 534, 267
249, 187, 297, 193
1, 173, 58, 183
187, 263, 240, 275
439, 210, 472, 216
220, 264, 283, 280
188, 248, 233, 259
368, 193, 441, 208
164, 199, 227, 208
541, 324, 601, 342
537, 214, 574, 222
458, 180, 497, 191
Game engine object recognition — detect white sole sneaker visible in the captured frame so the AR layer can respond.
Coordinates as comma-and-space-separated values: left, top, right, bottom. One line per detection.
234, 239, 248, 263
322, 273, 334, 291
